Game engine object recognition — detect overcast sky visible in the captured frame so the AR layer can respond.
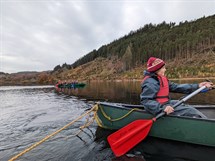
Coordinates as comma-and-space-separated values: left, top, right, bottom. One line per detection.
1, 0, 215, 73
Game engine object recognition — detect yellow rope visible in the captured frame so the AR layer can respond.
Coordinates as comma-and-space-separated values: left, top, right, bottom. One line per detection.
99, 105, 139, 121
9, 105, 98, 161
80, 110, 97, 129
67, 108, 98, 138
95, 113, 110, 129
94, 104, 140, 129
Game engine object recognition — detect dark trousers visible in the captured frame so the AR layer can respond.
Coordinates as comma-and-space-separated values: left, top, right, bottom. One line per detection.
168, 100, 207, 118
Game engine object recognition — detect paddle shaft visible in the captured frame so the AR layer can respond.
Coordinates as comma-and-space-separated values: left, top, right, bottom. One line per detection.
155, 86, 206, 120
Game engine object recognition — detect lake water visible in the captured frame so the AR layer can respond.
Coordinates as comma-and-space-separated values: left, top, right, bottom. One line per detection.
0, 80, 214, 161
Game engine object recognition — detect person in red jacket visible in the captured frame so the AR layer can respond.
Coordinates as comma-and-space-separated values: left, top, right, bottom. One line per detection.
140, 57, 213, 118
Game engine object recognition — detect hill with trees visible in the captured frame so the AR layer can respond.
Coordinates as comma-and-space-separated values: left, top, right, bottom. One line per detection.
52, 14, 215, 81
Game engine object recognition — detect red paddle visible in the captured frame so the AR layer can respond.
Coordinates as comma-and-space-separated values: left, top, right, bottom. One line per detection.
108, 86, 206, 157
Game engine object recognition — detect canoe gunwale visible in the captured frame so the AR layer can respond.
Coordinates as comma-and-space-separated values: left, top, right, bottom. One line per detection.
97, 101, 215, 122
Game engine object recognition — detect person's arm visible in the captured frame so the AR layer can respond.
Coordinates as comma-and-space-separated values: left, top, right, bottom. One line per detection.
140, 79, 165, 115
169, 81, 199, 94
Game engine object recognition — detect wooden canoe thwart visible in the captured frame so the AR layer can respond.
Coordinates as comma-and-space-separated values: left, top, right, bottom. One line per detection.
95, 102, 215, 148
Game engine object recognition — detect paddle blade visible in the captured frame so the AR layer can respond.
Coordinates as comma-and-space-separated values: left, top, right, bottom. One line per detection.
108, 119, 153, 157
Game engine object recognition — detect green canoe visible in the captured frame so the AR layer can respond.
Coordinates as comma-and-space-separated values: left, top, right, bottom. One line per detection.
55, 83, 86, 89
95, 102, 215, 147
73, 83, 86, 88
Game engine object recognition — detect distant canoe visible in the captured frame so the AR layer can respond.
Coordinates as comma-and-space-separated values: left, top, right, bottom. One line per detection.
55, 83, 86, 91
73, 83, 86, 88
95, 102, 215, 148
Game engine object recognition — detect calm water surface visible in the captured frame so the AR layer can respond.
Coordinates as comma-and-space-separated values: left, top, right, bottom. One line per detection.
0, 80, 214, 161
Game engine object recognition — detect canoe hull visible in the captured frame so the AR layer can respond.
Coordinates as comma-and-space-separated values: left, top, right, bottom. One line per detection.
74, 83, 86, 88
95, 126, 215, 161
96, 102, 215, 147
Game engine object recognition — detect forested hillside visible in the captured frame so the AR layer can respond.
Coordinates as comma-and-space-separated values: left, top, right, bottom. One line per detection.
71, 15, 215, 69
51, 14, 215, 81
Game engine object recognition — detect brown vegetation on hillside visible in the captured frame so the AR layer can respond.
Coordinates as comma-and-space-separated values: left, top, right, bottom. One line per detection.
0, 71, 54, 86
51, 49, 215, 82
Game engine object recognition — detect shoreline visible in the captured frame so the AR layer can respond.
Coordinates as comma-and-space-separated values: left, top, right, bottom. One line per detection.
169, 77, 215, 81
87, 77, 215, 82
1, 77, 215, 86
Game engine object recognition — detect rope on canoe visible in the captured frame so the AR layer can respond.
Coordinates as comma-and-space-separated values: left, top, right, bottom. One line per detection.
66, 105, 98, 138
99, 105, 140, 122
9, 104, 98, 161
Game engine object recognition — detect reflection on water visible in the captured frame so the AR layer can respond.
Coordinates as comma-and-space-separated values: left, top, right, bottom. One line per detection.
59, 79, 215, 105
0, 86, 94, 161
1, 80, 214, 161
58, 81, 141, 104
